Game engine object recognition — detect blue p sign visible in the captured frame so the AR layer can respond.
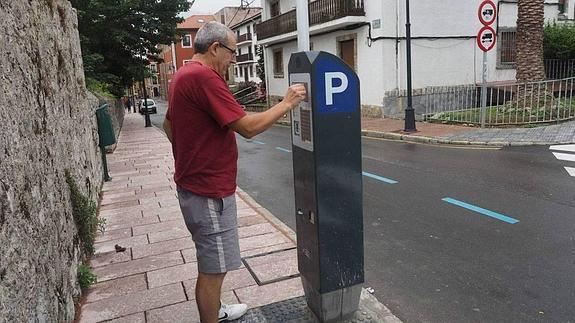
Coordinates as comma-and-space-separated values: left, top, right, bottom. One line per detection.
315, 53, 359, 114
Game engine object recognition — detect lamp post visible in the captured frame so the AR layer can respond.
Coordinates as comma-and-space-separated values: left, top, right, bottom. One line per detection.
142, 76, 152, 127
404, 0, 417, 132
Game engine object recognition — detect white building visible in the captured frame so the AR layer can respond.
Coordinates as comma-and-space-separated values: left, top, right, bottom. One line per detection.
256, 0, 567, 118
231, 12, 262, 84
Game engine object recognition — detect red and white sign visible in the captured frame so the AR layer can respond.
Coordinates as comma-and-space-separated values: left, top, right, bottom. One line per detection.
478, 0, 497, 25
477, 26, 496, 52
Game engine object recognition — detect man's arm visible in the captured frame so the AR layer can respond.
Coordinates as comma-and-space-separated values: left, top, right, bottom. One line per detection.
163, 117, 173, 143
229, 84, 306, 139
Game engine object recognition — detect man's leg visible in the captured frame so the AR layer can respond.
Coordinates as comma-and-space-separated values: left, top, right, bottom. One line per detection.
196, 272, 226, 323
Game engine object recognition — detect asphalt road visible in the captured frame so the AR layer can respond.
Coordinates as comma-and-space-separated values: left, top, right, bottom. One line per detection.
150, 98, 575, 322
235, 125, 575, 323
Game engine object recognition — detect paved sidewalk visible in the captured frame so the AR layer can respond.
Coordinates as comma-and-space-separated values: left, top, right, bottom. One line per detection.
78, 113, 401, 323
273, 113, 575, 146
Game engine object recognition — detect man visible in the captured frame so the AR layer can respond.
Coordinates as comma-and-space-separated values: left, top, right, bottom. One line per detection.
163, 22, 306, 323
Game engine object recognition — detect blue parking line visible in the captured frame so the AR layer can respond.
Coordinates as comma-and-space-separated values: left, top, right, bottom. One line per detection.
442, 197, 519, 224
275, 147, 292, 153
252, 140, 266, 145
362, 171, 398, 184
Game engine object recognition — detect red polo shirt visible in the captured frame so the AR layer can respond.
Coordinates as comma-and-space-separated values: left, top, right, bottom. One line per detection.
166, 61, 246, 198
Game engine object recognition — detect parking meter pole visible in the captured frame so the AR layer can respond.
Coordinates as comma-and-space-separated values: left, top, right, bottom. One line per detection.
480, 51, 487, 128
404, 0, 417, 132
142, 77, 152, 127
289, 52, 363, 322
296, 0, 310, 51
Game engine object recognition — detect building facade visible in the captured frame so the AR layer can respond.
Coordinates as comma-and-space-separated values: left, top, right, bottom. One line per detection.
157, 15, 216, 99
256, 0, 564, 118
231, 12, 262, 84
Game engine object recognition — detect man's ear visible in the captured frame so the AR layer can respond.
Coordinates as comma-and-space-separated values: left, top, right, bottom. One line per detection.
208, 42, 219, 56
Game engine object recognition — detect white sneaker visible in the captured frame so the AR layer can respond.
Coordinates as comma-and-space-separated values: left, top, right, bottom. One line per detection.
218, 303, 248, 321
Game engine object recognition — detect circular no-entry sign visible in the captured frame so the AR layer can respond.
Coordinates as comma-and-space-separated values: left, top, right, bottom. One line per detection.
478, 0, 497, 25
477, 26, 496, 52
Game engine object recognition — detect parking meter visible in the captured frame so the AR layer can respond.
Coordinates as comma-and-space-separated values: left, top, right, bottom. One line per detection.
289, 51, 363, 322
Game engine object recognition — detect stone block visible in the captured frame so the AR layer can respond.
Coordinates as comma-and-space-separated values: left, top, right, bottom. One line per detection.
78, 283, 186, 322
94, 235, 149, 254
90, 249, 132, 268
85, 274, 147, 303
132, 219, 186, 236
239, 232, 291, 252
94, 251, 183, 282
148, 227, 190, 244
147, 262, 199, 289
235, 278, 304, 308
131, 237, 194, 259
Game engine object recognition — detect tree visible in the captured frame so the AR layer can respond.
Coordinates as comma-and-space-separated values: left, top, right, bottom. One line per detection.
70, 0, 190, 96
515, 0, 545, 83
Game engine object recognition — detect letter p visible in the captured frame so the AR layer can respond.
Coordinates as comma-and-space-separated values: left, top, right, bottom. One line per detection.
325, 72, 348, 105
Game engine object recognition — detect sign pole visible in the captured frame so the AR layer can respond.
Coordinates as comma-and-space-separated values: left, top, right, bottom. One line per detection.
480, 51, 487, 128
296, 0, 310, 51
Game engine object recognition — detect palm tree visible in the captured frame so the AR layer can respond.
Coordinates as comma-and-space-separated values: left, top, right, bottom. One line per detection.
515, 0, 545, 83
514, 0, 547, 110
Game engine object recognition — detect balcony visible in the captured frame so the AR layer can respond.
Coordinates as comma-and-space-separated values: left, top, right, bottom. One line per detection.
256, 0, 365, 41
237, 33, 252, 44
236, 53, 254, 63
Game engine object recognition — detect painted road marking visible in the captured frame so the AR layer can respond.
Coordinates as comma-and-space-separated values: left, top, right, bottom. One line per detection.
362, 171, 399, 184
252, 140, 266, 145
275, 147, 292, 153
565, 167, 575, 177
550, 144, 575, 152
442, 197, 519, 224
552, 152, 575, 162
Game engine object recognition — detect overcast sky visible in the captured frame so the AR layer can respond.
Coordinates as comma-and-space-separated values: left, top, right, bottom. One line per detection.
184, 0, 262, 16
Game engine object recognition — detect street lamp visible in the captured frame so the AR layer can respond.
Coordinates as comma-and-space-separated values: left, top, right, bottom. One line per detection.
404, 0, 417, 132
142, 76, 152, 127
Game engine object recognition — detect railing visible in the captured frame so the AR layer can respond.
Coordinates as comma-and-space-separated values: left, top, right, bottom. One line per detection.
236, 53, 254, 63
256, 0, 365, 40
422, 77, 575, 126
237, 33, 252, 43
545, 59, 575, 80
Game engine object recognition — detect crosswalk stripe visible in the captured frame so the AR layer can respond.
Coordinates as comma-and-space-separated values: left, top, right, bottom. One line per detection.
549, 144, 575, 152
565, 167, 575, 177
552, 152, 575, 162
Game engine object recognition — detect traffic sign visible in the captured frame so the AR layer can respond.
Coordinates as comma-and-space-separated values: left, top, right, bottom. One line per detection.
478, 0, 497, 26
477, 25, 496, 52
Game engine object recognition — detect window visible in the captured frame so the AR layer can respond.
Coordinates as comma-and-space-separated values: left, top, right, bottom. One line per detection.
498, 29, 516, 67
273, 48, 283, 78
181, 34, 192, 48
249, 65, 253, 77
149, 64, 157, 73
249, 46, 252, 55
247, 25, 251, 35
240, 67, 243, 77
270, 1, 280, 17
152, 76, 158, 85
234, 67, 238, 76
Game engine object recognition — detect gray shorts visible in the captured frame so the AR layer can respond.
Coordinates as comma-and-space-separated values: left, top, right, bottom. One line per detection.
177, 188, 242, 274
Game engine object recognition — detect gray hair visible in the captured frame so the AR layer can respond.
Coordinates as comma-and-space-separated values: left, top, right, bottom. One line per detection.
194, 21, 232, 53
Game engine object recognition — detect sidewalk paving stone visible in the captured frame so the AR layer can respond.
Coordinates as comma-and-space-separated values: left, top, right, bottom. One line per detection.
147, 227, 190, 243
95, 227, 132, 243
235, 277, 304, 308
90, 250, 132, 268
240, 242, 297, 258
94, 235, 148, 254
238, 223, 276, 238
131, 219, 185, 236
79, 283, 186, 323
106, 215, 159, 231
93, 251, 183, 282
180, 248, 197, 263
239, 232, 291, 252
182, 268, 257, 295
146, 291, 238, 323
248, 257, 299, 284
106, 313, 145, 323
131, 236, 194, 259
100, 199, 140, 211
147, 262, 199, 288
238, 215, 268, 227
85, 274, 147, 303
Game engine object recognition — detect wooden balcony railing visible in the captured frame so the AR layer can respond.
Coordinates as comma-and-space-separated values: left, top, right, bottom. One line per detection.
256, 0, 365, 40
237, 33, 252, 43
237, 53, 254, 63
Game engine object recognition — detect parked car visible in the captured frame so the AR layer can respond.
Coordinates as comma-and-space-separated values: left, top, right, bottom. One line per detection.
138, 99, 157, 114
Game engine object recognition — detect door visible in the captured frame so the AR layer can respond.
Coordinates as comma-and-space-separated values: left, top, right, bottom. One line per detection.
339, 39, 355, 70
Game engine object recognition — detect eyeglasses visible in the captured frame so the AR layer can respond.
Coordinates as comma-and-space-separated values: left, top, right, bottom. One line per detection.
219, 42, 237, 57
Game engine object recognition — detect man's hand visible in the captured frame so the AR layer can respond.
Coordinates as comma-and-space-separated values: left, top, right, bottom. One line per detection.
282, 84, 307, 108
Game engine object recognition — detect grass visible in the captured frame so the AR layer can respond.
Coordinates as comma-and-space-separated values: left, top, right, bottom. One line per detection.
427, 97, 575, 126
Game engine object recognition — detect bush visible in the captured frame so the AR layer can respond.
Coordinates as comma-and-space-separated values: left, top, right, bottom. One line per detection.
65, 170, 99, 256
544, 23, 575, 59
85, 77, 116, 99
77, 264, 97, 290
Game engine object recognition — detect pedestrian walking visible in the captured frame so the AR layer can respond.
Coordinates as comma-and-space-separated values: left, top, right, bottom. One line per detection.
163, 21, 306, 323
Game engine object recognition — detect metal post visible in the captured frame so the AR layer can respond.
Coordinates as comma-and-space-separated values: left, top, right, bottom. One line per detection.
296, 0, 310, 51
404, 0, 417, 132
143, 77, 152, 127
480, 51, 487, 127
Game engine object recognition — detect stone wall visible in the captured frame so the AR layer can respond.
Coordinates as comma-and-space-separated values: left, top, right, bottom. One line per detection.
0, 1, 104, 321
